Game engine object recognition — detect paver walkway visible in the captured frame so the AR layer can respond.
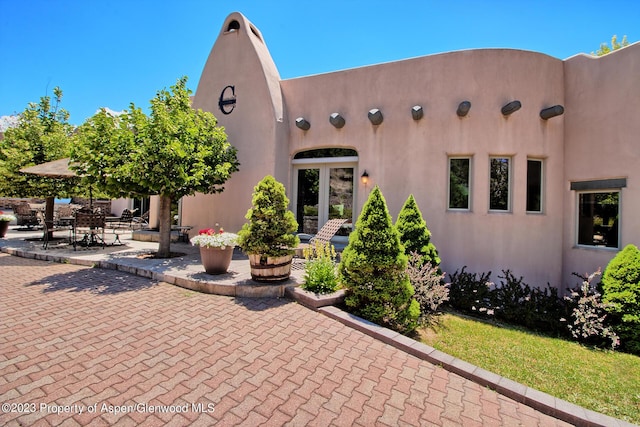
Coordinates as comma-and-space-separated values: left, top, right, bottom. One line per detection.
0, 254, 572, 426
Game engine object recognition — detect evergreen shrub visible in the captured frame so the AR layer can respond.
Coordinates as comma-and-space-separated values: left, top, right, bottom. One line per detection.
238, 175, 299, 258
395, 194, 440, 266
339, 186, 420, 334
601, 244, 640, 354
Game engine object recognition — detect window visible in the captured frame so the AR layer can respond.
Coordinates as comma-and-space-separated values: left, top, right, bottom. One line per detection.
577, 191, 620, 248
489, 157, 511, 211
448, 157, 471, 210
526, 159, 543, 212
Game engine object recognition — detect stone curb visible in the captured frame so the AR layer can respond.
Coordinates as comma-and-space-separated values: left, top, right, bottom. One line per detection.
317, 305, 637, 427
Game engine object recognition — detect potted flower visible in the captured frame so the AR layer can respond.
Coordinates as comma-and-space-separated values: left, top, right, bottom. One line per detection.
190, 225, 239, 274
238, 175, 300, 282
0, 211, 17, 238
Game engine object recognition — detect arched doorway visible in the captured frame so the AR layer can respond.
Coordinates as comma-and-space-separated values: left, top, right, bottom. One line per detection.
292, 148, 358, 244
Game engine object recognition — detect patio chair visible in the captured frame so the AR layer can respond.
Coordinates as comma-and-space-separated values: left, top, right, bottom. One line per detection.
106, 208, 136, 245
73, 211, 106, 250
11, 202, 40, 229
294, 218, 348, 258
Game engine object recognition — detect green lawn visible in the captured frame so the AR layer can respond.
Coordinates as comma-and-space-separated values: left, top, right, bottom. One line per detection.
419, 312, 640, 424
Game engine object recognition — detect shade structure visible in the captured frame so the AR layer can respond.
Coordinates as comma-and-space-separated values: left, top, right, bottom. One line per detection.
20, 158, 77, 178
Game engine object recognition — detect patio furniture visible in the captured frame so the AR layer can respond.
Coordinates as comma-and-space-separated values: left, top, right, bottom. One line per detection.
106, 208, 137, 245
294, 218, 348, 258
73, 211, 106, 250
11, 202, 40, 229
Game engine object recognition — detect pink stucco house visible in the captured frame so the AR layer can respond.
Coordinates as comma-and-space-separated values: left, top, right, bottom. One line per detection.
159, 12, 639, 289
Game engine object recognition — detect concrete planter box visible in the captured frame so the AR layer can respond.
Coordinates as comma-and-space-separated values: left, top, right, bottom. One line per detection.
285, 286, 346, 310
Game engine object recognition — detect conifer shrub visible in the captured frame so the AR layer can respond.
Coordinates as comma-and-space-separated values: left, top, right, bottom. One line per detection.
237, 175, 299, 258
339, 186, 420, 334
601, 244, 640, 354
395, 194, 440, 266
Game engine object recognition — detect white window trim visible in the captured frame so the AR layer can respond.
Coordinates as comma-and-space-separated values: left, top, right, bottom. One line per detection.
575, 189, 621, 250
488, 156, 512, 213
526, 158, 544, 214
447, 156, 473, 212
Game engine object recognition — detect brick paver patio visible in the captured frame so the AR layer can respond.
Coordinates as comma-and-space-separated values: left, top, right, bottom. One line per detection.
0, 253, 572, 426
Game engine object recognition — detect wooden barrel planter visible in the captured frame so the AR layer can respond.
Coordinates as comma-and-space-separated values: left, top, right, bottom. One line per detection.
249, 254, 293, 282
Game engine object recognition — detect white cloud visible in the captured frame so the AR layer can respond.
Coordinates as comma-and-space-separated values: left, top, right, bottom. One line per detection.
97, 107, 125, 117
0, 115, 19, 132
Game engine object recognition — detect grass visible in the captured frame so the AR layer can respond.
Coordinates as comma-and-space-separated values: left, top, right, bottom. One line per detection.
419, 312, 640, 424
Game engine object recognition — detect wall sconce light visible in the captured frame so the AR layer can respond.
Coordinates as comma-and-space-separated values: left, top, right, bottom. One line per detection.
368, 109, 384, 125
329, 112, 345, 128
411, 105, 424, 120
456, 101, 471, 117
501, 100, 522, 116
360, 170, 369, 185
295, 117, 310, 130
540, 105, 564, 120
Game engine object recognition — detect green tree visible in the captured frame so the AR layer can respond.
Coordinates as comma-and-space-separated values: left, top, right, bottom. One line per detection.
395, 194, 440, 267
601, 244, 640, 354
73, 77, 239, 258
593, 34, 630, 56
0, 87, 78, 225
339, 185, 419, 334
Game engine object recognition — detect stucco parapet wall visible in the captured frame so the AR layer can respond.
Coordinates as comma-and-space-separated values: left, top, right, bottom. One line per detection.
318, 305, 637, 427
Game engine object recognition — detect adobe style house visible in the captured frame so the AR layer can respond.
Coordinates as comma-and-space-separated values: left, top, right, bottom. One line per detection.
170, 12, 639, 289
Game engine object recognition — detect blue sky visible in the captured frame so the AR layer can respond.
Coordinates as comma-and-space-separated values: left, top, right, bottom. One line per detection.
1, 0, 638, 126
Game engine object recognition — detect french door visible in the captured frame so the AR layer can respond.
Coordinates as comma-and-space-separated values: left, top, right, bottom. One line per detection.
292, 161, 356, 238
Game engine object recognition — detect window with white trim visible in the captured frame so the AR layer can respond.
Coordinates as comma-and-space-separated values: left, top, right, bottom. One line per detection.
489, 157, 511, 211
448, 157, 471, 210
577, 191, 620, 248
526, 159, 543, 213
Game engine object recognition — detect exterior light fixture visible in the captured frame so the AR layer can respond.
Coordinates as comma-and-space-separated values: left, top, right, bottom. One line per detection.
329, 113, 345, 128
411, 105, 424, 120
360, 170, 369, 185
295, 117, 310, 130
540, 105, 564, 120
456, 101, 471, 117
501, 100, 522, 116
368, 109, 383, 125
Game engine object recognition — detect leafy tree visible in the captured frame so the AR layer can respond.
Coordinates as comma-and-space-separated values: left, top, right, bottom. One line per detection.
593, 34, 630, 56
0, 87, 79, 226
395, 194, 440, 267
339, 185, 419, 334
601, 244, 640, 354
73, 77, 240, 258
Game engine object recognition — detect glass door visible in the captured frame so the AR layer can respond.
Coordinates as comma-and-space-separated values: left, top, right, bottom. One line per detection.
296, 168, 320, 234
293, 163, 355, 237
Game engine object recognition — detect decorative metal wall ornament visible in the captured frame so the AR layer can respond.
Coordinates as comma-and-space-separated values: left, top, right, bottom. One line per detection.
501, 100, 522, 116
295, 117, 311, 130
368, 108, 383, 125
411, 105, 424, 120
540, 105, 565, 120
456, 101, 471, 117
218, 85, 236, 115
329, 113, 345, 128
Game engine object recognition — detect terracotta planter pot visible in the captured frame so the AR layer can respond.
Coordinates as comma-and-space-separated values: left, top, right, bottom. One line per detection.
0, 220, 9, 238
199, 246, 234, 274
249, 253, 293, 282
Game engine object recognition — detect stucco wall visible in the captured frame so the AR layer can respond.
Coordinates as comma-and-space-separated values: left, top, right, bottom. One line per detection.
282, 49, 565, 286
562, 43, 640, 287
182, 12, 289, 234
181, 12, 638, 290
